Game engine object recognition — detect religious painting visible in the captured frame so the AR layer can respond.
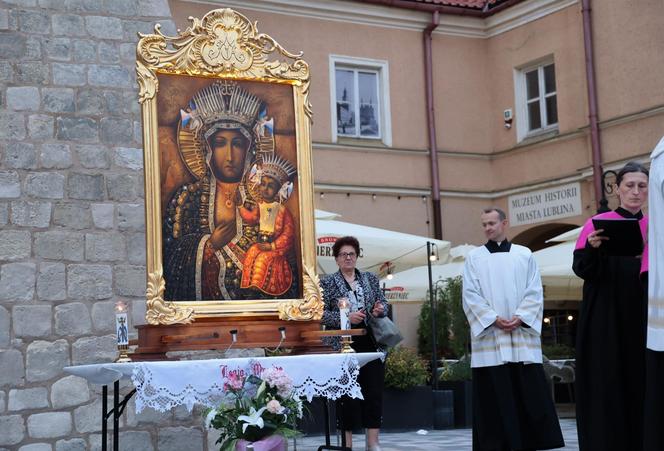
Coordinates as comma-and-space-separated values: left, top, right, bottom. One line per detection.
136, 8, 322, 324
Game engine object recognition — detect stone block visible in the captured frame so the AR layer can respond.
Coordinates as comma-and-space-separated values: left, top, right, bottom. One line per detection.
28, 115, 55, 140
137, 0, 170, 17
67, 264, 112, 300
103, 90, 124, 115
0, 263, 37, 302
55, 302, 92, 337
131, 299, 145, 328
113, 147, 143, 170
26, 339, 69, 382
34, 231, 84, 261
0, 111, 26, 140
88, 433, 112, 451
0, 230, 30, 260
27, 412, 72, 438
106, 174, 142, 201
19, 444, 52, 451
52, 14, 86, 36
133, 121, 142, 144
117, 203, 145, 231
0, 307, 8, 347
91, 203, 114, 228
106, 0, 138, 16
0, 350, 24, 388
0, 9, 8, 30
65, 0, 102, 12
73, 397, 105, 433
85, 233, 125, 262
0, 32, 27, 60
37, 262, 66, 301
40, 144, 72, 169
74, 145, 110, 169
114, 265, 145, 297
124, 399, 170, 427
119, 430, 153, 451
0, 415, 25, 446
91, 301, 115, 332
26, 173, 65, 199
127, 233, 146, 265
100, 117, 133, 145
43, 88, 75, 113
72, 335, 116, 365
67, 173, 105, 200
0, 203, 7, 225
53, 63, 87, 86
4, 0, 38, 6
0, 391, 4, 413
25, 36, 42, 60
10, 200, 52, 227
14, 62, 49, 84
3, 142, 37, 169
55, 438, 86, 451
18, 9, 50, 34
98, 41, 119, 63
119, 42, 135, 62
53, 203, 91, 229
44, 37, 72, 61
7, 87, 40, 111
13, 305, 52, 337
51, 375, 90, 409
157, 427, 204, 451
0, 171, 21, 198
56, 116, 98, 142
88, 65, 131, 88
8, 387, 49, 411
72, 39, 96, 62
121, 19, 153, 41
0, 61, 12, 82
76, 89, 105, 115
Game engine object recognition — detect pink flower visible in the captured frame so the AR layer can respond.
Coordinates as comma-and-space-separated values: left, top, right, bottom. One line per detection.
266, 399, 284, 414
225, 372, 244, 391
262, 368, 293, 396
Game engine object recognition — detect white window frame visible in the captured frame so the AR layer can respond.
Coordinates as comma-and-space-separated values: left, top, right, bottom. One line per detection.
514, 56, 558, 142
329, 55, 392, 146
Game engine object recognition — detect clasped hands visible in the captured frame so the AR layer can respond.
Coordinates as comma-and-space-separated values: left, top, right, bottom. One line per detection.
348, 303, 385, 325
494, 315, 523, 332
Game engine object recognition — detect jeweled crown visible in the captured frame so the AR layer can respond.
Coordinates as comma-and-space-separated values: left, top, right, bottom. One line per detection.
259, 154, 296, 185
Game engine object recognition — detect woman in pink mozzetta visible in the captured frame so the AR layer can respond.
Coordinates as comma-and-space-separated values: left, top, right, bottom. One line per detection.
572, 161, 649, 451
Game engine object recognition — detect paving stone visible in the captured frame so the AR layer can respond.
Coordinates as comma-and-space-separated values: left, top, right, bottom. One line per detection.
8, 387, 49, 411
91, 203, 114, 228
0, 172, 20, 198
55, 438, 86, 451
40, 144, 72, 169
100, 117, 133, 145
3, 142, 37, 169
85, 232, 126, 262
113, 147, 143, 170
0, 415, 25, 446
6, 87, 40, 111
106, 174, 142, 201
67, 173, 105, 200
53, 63, 87, 86
72, 39, 96, 62
43, 88, 76, 113
14, 62, 49, 84
88, 65, 131, 88
72, 334, 116, 366
37, 262, 66, 301
74, 144, 110, 169
52, 14, 86, 37
26, 339, 69, 382
28, 115, 55, 140
127, 233, 146, 265
91, 301, 115, 332
0, 230, 30, 260
0, 307, 9, 347
0, 263, 37, 302
26, 173, 65, 199
44, 37, 72, 61
27, 412, 72, 439
13, 305, 51, 337
52, 202, 91, 229
55, 302, 92, 336
157, 426, 204, 451
117, 203, 145, 230
0, 111, 26, 140
56, 116, 98, 142
10, 200, 52, 227
67, 264, 112, 299
51, 375, 90, 409
34, 231, 84, 261
0, 350, 25, 388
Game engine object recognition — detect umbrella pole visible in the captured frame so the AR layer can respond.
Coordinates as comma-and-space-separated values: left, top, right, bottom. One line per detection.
427, 241, 438, 390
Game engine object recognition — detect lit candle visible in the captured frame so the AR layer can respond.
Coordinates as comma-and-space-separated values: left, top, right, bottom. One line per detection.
338, 297, 350, 331
115, 301, 129, 346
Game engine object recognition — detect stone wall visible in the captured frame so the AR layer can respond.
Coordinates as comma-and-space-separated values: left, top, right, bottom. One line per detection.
0, 0, 216, 449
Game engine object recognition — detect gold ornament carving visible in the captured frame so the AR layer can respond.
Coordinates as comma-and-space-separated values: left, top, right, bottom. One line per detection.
145, 270, 195, 325
278, 266, 324, 321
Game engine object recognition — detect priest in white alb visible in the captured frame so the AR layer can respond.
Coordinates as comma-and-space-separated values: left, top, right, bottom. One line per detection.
462, 207, 564, 451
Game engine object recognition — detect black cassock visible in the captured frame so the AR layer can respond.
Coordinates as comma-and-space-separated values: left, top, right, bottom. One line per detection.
572, 207, 648, 451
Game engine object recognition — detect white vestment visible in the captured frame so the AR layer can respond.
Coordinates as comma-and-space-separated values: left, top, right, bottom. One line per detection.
462, 243, 544, 368
648, 136, 664, 351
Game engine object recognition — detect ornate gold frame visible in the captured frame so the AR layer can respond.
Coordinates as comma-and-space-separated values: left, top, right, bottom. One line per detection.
136, 8, 322, 325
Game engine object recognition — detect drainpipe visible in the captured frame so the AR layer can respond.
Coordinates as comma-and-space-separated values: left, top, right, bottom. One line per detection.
424, 11, 443, 239
581, 0, 604, 211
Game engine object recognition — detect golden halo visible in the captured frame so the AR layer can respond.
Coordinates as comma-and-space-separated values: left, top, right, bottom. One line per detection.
176, 122, 207, 180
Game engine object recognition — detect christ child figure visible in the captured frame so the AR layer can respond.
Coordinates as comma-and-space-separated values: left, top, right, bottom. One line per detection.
239, 155, 297, 296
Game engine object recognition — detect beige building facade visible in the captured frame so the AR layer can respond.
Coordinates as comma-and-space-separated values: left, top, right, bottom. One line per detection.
172, 0, 664, 249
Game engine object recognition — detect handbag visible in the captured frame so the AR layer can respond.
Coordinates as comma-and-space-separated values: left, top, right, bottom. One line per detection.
368, 315, 403, 348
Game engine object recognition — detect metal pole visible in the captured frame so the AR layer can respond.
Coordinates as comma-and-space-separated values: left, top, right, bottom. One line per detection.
102, 385, 108, 451
113, 380, 119, 451
427, 241, 438, 390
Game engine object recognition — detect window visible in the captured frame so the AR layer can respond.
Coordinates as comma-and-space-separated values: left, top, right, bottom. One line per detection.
329, 56, 391, 145
515, 59, 558, 141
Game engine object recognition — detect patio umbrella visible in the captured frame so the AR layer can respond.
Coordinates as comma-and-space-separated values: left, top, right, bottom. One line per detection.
314, 210, 451, 276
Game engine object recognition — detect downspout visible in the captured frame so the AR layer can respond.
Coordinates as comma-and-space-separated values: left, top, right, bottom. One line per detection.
581, 0, 604, 211
424, 11, 443, 239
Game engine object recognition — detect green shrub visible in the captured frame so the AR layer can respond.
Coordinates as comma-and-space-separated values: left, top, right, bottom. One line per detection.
439, 355, 472, 381
542, 343, 575, 359
384, 346, 429, 390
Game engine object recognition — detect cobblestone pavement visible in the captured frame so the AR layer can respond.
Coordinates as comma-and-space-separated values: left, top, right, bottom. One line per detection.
294, 418, 579, 450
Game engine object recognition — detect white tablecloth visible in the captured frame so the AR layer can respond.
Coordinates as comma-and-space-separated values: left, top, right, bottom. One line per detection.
64, 352, 382, 413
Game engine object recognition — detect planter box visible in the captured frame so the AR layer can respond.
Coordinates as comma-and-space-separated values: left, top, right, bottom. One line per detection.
382, 385, 433, 431
433, 389, 454, 429
438, 380, 472, 428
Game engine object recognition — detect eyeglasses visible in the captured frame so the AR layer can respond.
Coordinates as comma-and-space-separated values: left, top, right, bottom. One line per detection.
338, 252, 357, 259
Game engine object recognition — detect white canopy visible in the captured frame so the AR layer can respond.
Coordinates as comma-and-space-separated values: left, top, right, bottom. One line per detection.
533, 241, 583, 301
314, 210, 451, 276
545, 226, 582, 243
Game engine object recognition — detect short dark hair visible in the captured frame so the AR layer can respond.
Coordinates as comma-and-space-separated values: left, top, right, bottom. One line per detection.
332, 236, 360, 258
482, 207, 507, 221
616, 161, 649, 186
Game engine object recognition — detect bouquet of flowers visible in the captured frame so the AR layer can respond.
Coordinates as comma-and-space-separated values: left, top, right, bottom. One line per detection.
205, 367, 304, 451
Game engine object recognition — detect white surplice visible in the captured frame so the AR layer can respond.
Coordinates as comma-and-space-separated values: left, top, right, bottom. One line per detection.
648, 136, 664, 351
462, 243, 544, 368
